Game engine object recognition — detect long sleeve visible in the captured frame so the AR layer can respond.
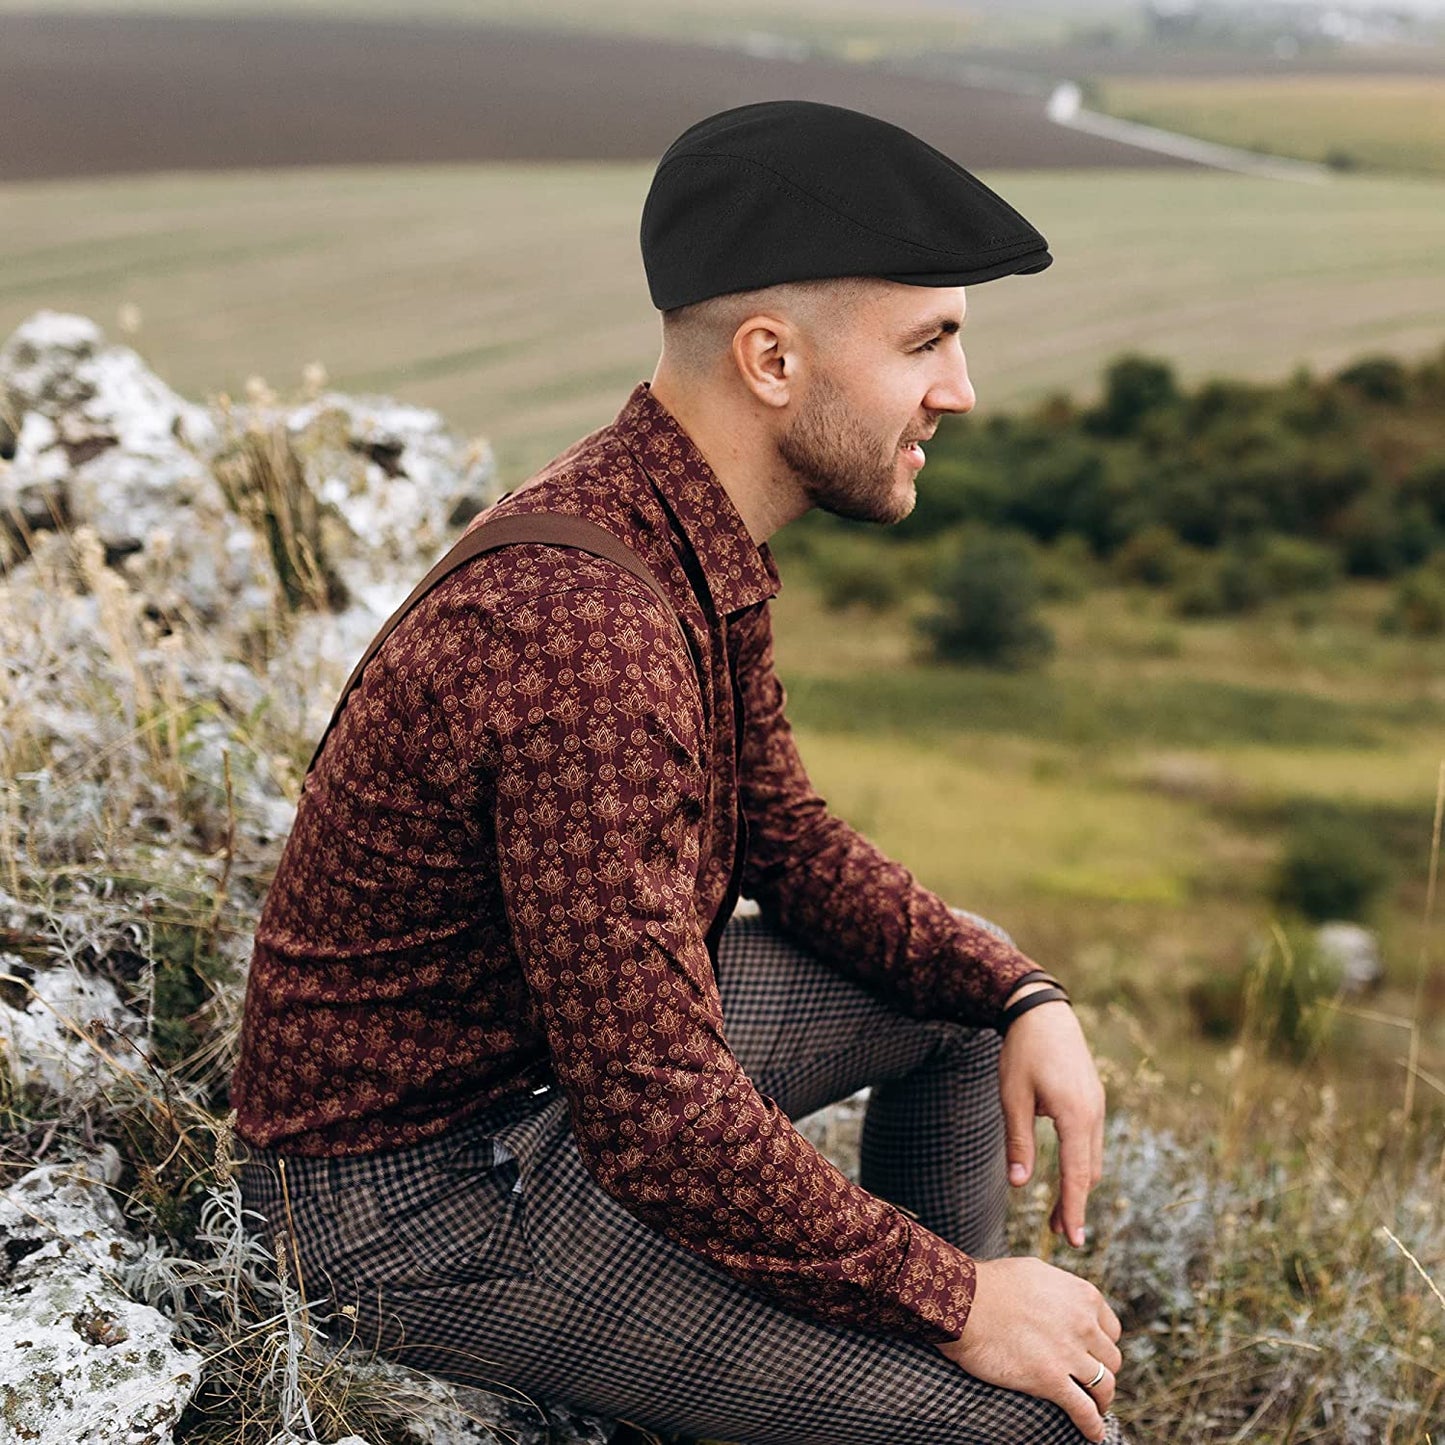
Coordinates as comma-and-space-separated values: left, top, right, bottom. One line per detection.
479, 581, 980, 1344
734, 601, 1042, 1030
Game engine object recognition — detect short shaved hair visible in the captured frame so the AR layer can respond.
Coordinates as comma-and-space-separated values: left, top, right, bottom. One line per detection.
659, 276, 887, 379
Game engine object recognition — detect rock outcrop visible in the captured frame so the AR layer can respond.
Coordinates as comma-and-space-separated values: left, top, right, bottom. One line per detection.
0, 310, 501, 638
0, 954, 148, 1100
0, 1150, 204, 1445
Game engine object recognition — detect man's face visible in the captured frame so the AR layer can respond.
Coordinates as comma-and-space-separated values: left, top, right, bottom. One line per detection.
776, 283, 975, 525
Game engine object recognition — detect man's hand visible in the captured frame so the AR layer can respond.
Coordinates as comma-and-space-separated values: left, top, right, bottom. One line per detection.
937, 1257, 1123, 1442
999, 982, 1106, 1248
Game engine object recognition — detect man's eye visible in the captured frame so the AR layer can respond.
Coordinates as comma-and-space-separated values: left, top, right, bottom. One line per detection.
916, 337, 941, 353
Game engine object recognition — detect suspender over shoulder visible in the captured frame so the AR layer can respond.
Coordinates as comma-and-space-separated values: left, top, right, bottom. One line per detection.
305, 511, 691, 776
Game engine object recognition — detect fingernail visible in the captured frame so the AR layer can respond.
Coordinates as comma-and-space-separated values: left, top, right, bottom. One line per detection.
1009, 1163, 1026, 1185
1073, 1226, 1086, 1247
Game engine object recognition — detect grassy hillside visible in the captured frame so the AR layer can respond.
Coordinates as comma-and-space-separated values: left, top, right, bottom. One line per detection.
767, 574, 1445, 1109
1098, 74, 1445, 176
3, 164, 1443, 487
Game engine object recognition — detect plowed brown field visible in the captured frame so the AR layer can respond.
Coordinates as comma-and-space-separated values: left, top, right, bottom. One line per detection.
0, 11, 1196, 181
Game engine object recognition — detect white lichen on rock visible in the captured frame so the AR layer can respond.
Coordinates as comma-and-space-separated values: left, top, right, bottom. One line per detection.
0, 309, 501, 638
0, 1152, 203, 1444
0, 311, 271, 631
281, 389, 498, 579
0, 956, 148, 1100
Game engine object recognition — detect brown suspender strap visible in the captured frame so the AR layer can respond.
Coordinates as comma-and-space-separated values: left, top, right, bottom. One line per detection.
305, 512, 690, 776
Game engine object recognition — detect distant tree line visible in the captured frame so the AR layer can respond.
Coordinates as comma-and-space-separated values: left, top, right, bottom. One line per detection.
794, 345, 1445, 665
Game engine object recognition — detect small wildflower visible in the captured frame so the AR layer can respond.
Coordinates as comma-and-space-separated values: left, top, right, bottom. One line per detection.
244, 375, 277, 408
301, 361, 328, 398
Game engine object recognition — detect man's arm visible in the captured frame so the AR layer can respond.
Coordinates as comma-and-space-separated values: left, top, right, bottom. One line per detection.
467, 581, 981, 1345
730, 600, 1121, 1440
733, 604, 1108, 1247
732, 601, 1042, 1028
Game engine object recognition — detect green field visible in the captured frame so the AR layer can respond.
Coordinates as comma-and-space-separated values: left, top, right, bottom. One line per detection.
3, 164, 1443, 488
767, 577, 1445, 1109
1100, 74, 1445, 176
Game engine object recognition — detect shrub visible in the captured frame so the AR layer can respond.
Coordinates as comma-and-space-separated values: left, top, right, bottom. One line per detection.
1334, 492, 1419, 578
1244, 923, 1342, 1061
1001, 437, 1130, 553
1278, 371, 1346, 437
1113, 523, 1187, 587
1085, 355, 1180, 438
1337, 354, 1409, 404
1252, 532, 1342, 596
918, 530, 1055, 669
808, 534, 912, 613
1378, 564, 1445, 636
1032, 532, 1096, 601
1188, 923, 1340, 1061
1403, 454, 1445, 527
1169, 545, 1267, 617
1270, 809, 1391, 924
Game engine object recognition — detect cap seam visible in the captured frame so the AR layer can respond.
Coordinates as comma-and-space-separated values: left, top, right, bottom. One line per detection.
653, 151, 1043, 262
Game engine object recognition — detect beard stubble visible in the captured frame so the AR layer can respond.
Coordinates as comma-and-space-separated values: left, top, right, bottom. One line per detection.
776, 372, 918, 526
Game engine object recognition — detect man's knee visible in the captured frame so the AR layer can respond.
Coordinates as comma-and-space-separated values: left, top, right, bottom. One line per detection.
933, 1017, 1003, 1080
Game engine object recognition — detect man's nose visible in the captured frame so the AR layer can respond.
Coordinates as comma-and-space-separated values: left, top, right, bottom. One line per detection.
928, 347, 975, 415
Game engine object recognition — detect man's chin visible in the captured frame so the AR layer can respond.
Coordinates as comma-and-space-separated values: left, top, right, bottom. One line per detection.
820, 484, 915, 526
869, 477, 917, 526
890, 479, 918, 523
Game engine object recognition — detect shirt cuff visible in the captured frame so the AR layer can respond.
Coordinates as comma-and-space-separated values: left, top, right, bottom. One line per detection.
878, 1216, 979, 1345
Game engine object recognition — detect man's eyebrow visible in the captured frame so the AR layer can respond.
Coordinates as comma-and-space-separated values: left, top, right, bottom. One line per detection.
898, 316, 963, 346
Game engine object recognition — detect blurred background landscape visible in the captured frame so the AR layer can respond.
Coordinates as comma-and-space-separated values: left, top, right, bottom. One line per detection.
2, 1, 1444, 1440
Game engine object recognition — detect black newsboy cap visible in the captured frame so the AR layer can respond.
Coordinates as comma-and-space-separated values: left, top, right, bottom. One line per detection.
641, 99, 1052, 311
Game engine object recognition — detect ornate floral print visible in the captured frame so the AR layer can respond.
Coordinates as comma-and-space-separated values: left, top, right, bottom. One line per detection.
231, 382, 1044, 1343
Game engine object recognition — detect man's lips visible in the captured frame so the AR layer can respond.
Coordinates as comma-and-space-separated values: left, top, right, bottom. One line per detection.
899, 424, 937, 470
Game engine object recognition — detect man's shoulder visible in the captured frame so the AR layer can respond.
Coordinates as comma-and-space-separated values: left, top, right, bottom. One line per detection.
431, 424, 684, 622
514, 410, 643, 499
415, 533, 674, 647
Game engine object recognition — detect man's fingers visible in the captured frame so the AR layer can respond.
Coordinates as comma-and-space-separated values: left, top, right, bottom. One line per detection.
1091, 1095, 1105, 1188
1099, 1298, 1123, 1342
999, 1067, 1036, 1186
1056, 1379, 1107, 1443
1057, 1114, 1094, 1246
1090, 1327, 1123, 1376
1073, 1361, 1116, 1416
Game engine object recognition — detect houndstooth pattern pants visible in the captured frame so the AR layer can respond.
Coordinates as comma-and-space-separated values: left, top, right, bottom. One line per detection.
237, 907, 1126, 1444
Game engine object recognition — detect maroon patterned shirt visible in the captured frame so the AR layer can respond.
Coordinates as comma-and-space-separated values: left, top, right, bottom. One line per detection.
231, 381, 1045, 1344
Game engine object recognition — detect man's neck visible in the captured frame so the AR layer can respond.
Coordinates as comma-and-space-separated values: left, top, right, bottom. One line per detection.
646, 368, 809, 545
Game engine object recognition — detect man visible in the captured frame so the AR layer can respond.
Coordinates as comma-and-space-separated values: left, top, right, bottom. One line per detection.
232, 100, 1125, 1444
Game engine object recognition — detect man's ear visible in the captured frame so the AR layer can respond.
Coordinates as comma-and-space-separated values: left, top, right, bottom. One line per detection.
730, 314, 799, 411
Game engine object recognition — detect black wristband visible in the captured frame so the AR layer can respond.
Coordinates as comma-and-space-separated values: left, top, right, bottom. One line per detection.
1008, 968, 1055, 990
1000, 985, 1072, 1034
1009, 970, 1067, 995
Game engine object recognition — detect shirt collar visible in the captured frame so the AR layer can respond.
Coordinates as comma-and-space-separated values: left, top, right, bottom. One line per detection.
611, 381, 780, 616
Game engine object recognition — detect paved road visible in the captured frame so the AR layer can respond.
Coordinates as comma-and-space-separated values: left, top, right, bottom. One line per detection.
0, 11, 1198, 181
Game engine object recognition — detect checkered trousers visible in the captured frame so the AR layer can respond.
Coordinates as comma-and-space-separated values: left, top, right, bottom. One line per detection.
237, 907, 1126, 1445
